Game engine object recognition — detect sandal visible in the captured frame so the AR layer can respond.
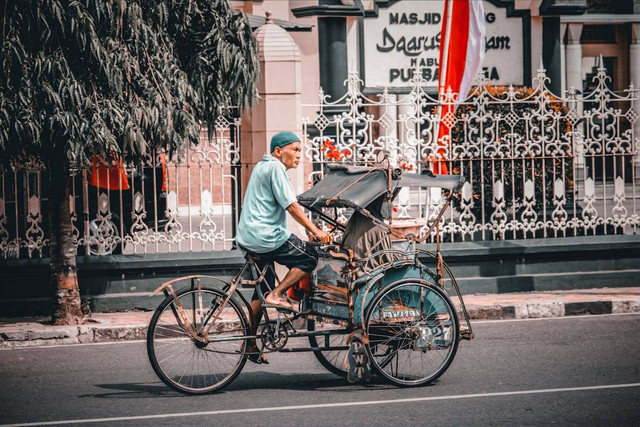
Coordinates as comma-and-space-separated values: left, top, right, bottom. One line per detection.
247, 351, 269, 364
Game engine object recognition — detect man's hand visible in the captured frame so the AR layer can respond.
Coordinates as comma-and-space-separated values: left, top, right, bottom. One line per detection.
287, 202, 333, 244
313, 229, 333, 244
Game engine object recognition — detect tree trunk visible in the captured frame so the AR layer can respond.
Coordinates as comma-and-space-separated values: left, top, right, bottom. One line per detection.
49, 158, 84, 325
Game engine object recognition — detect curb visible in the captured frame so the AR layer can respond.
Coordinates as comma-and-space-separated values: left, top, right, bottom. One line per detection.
463, 298, 640, 320
0, 318, 242, 349
1, 298, 639, 349
0, 324, 148, 348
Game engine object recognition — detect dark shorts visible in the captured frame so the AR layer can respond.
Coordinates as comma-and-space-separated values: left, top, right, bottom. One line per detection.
242, 234, 318, 301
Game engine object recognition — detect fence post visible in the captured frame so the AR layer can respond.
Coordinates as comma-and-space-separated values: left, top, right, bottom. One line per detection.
564, 23, 585, 176
631, 23, 640, 176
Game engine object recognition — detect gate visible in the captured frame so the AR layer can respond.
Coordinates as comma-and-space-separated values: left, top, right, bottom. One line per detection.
302, 64, 639, 241
0, 118, 242, 259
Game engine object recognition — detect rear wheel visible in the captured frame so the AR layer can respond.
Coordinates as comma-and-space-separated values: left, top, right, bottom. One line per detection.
307, 318, 349, 378
364, 279, 459, 386
147, 287, 249, 394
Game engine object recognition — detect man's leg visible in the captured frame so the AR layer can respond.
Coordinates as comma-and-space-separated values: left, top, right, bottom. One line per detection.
268, 267, 308, 299
264, 234, 317, 309
248, 299, 262, 351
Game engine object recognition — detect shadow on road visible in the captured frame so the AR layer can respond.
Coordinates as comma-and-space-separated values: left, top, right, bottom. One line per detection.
227, 372, 394, 392
81, 373, 402, 399
79, 382, 183, 399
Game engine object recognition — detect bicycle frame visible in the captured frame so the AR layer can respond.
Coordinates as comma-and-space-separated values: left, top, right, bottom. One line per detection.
149, 254, 353, 353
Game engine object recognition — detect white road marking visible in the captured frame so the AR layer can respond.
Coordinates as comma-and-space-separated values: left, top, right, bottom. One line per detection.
2, 382, 640, 426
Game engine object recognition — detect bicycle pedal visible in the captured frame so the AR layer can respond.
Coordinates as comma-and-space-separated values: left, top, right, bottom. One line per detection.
460, 330, 474, 340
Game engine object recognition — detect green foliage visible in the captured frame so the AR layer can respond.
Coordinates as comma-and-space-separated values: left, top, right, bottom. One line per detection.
0, 0, 259, 167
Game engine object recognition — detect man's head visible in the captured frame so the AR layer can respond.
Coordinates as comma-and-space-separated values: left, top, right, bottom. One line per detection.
270, 131, 301, 170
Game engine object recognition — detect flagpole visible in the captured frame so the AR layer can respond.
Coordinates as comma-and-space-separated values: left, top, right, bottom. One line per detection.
439, 0, 454, 101
434, 0, 454, 172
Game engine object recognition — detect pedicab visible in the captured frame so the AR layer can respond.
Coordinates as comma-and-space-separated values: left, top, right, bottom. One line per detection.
146, 158, 474, 394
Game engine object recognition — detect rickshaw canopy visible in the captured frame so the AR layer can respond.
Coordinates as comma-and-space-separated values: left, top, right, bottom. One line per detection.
297, 164, 464, 212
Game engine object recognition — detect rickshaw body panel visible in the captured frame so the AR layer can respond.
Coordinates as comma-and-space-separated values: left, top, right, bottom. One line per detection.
298, 165, 463, 327
307, 253, 439, 326
306, 254, 350, 320
351, 263, 438, 327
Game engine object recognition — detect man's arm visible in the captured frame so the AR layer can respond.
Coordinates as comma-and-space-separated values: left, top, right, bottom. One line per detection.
287, 202, 333, 244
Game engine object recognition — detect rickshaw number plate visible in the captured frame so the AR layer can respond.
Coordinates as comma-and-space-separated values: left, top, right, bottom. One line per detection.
382, 309, 420, 319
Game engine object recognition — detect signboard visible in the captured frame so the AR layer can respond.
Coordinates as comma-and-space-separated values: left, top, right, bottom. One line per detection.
361, 0, 530, 91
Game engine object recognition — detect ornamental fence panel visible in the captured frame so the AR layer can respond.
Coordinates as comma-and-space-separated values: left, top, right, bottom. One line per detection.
302, 65, 639, 242
2, 65, 639, 260
0, 118, 242, 259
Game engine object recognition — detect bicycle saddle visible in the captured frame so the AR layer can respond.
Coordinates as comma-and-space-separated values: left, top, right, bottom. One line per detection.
236, 243, 263, 260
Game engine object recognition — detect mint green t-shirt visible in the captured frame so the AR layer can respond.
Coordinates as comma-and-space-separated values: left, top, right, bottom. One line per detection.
236, 155, 297, 253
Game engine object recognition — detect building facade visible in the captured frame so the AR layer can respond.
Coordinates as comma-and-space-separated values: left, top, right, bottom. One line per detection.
234, 0, 640, 99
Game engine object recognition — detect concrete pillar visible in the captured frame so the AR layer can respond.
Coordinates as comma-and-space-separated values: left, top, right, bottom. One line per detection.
564, 23, 584, 169
318, 17, 348, 105
241, 12, 305, 236
631, 23, 640, 171
560, 25, 566, 96
565, 24, 583, 95
542, 17, 562, 96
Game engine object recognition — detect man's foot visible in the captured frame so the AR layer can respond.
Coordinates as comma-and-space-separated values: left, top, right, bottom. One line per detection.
264, 293, 298, 311
244, 343, 269, 364
247, 352, 269, 364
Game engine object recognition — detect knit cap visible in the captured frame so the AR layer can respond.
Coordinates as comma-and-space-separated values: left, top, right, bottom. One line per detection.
270, 131, 300, 153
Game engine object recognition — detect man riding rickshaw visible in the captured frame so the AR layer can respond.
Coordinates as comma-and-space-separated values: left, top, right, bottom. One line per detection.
146, 131, 474, 394
235, 131, 332, 363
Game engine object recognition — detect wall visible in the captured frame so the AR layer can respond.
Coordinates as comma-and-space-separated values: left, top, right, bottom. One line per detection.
2, 235, 639, 316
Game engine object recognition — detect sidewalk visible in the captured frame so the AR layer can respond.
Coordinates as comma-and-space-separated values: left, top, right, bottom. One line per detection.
1, 287, 639, 349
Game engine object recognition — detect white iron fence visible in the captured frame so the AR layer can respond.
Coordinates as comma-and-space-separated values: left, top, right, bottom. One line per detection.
302, 64, 639, 242
0, 119, 241, 259
2, 65, 639, 259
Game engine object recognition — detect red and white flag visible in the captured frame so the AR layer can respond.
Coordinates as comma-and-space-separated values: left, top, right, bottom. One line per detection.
435, 0, 485, 174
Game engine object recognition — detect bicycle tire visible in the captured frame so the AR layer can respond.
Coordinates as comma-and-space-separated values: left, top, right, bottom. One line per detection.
364, 279, 459, 386
147, 286, 249, 394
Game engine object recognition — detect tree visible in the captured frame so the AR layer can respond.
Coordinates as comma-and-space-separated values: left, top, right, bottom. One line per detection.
0, 0, 259, 324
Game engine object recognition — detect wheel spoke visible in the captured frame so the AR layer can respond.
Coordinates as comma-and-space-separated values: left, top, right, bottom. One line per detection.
148, 288, 248, 394
365, 281, 459, 386
308, 319, 349, 378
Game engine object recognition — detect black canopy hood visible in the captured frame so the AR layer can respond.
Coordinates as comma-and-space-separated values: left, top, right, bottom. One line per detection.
297, 164, 464, 212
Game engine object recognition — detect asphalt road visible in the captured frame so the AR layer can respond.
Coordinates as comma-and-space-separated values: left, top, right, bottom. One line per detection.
1, 314, 639, 426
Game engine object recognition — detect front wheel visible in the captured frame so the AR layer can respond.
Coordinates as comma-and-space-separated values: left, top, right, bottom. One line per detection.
364, 279, 459, 386
147, 286, 249, 394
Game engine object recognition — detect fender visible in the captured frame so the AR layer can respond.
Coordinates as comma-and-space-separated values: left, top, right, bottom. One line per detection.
149, 274, 255, 321
149, 275, 230, 297
352, 263, 438, 327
